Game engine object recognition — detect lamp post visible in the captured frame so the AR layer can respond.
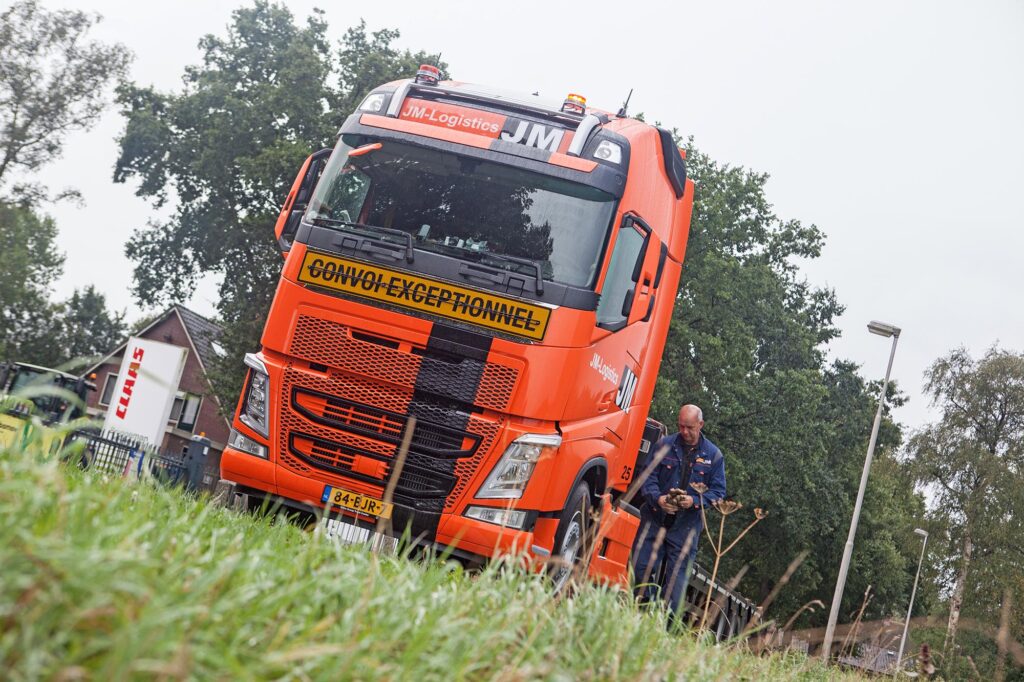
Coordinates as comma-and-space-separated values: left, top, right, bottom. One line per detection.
894, 528, 929, 675
822, 320, 901, 661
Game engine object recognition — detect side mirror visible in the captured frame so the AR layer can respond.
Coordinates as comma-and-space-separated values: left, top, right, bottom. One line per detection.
274, 147, 333, 255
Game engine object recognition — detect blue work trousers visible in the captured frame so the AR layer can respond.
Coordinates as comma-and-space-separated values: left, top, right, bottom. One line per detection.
632, 512, 702, 614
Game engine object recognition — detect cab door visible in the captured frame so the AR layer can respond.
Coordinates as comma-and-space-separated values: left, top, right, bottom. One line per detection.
274, 148, 332, 254
595, 214, 663, 332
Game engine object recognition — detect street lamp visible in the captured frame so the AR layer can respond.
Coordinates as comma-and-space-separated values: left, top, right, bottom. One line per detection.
894, 528, 929, 675
822, 320, 901, 660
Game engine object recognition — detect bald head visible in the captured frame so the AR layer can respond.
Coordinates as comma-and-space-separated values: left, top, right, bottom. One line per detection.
677, 404, 704, 445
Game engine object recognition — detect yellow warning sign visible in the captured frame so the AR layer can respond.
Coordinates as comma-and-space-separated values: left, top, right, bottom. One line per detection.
298, 251, 552, 341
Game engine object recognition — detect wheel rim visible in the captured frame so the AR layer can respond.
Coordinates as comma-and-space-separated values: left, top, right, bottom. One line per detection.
551, 510, 583, 591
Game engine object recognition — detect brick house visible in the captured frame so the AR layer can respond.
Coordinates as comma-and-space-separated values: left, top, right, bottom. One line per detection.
81, 305, 231, 461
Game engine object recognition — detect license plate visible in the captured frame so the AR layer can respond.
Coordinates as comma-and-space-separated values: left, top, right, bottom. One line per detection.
319, 516, 398, 553
321, 485, 393, 519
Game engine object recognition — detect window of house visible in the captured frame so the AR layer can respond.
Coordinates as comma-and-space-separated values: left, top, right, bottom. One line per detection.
168, 395, 184, 424
176, 393, 202, 433
167, 392, 202, 433
99, 372, 119, 406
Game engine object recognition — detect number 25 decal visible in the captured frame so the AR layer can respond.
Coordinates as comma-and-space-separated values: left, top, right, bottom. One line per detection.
621, 465, 633, 480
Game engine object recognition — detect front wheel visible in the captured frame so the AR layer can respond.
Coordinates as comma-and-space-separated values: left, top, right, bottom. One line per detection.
549, 483, 591, 592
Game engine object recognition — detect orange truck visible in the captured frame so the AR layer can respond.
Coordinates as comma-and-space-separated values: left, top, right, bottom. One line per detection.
220, 65, 694, 588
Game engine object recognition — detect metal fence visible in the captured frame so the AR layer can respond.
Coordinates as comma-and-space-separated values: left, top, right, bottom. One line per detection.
67, 428, 216, 493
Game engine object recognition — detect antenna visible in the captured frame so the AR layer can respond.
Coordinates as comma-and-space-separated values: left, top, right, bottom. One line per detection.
617, 88, 634, 117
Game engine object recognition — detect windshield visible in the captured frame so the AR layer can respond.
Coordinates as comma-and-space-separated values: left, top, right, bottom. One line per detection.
305, 137, 617, 288
4, 367, 84, 421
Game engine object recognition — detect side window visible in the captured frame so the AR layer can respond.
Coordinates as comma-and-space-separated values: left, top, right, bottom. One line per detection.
596, 219, 647, 329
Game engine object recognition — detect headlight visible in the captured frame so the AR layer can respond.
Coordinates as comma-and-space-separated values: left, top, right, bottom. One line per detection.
465, 506, 528, 530
476, 433, 561, 499
228, 428, 267, 459
240, 353, 270, 437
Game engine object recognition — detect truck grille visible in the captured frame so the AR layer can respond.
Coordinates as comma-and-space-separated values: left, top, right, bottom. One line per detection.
288, 314, 520, 411
292, 388, 480, 458
279, 365, 501, 513
288, 432, 455, 498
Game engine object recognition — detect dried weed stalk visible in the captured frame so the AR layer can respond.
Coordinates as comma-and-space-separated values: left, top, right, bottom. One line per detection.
690, 482, 768, 633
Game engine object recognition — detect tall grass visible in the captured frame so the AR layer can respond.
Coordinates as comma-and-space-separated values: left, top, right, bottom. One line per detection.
0, 437, 862, 680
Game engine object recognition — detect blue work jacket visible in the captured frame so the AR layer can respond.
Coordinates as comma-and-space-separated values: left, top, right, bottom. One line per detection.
638, 432, 726, 526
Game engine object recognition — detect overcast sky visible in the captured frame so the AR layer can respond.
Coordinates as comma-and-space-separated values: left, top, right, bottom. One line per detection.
31, 0, 1024, 432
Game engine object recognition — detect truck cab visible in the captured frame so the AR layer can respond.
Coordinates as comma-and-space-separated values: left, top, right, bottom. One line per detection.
221, 68, 694, 587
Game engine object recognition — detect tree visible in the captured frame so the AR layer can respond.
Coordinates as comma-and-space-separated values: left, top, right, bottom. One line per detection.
650, 142, 924, 624
906, 346, 1024, 668
114, 2, 448, 407
0, 200, 64, 363
53, 286, 126, 371
0, 0, 131, 198
1, 201, 128, 370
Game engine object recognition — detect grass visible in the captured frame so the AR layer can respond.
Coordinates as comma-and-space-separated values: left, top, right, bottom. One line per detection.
0, 436, 864, 681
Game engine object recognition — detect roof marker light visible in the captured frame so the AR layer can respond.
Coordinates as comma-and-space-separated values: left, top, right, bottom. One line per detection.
561, 93, 586, 114
415, 64, 441, 85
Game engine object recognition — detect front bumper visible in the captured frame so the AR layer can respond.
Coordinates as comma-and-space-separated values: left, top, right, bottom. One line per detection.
222, 445, 553, 562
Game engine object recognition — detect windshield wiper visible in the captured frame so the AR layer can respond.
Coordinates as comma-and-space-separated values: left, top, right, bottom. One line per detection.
458, 253, 545, 295
310, 217, 414, 263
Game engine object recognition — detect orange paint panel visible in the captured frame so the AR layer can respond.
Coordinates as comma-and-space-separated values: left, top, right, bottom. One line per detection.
437, 515, 535, 557
360, 114, 494, 149
548, 153, 597, 172
221, 447, 277, 493
397, 98, 506, 138
585, 495, 639, 588
351, 455, 387, 479
555, 131, 576, 154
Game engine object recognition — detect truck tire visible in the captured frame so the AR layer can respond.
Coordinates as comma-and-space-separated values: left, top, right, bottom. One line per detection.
550, 482, 591, 592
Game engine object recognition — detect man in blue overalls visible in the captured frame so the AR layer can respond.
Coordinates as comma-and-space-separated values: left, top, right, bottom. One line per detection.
632, 404, 727, 616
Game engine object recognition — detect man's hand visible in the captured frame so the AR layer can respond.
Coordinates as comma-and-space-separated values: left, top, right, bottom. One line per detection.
667, 488, 695, 510
657, 494, 679, 514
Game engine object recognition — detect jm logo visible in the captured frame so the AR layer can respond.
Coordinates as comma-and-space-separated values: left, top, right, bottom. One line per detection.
500, 121, 564, 152
615, 367, 638, 410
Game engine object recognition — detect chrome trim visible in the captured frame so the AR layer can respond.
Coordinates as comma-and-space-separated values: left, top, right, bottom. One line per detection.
567, 114, 603, 157
243, 352, 268, 375
385, 79, 413, 117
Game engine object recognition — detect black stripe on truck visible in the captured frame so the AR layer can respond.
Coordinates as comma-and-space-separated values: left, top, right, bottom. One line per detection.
391, 323, 494, 540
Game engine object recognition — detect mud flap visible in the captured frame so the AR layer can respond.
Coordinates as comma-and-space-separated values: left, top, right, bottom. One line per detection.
586, 493, 641, 588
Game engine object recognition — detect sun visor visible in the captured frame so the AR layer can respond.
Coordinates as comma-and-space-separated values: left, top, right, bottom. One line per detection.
656, 127, 687, 199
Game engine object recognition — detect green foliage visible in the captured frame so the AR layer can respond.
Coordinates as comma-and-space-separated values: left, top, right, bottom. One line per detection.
907, 346, 1024, 677
0, 0, 131, 199
651, 141, 922, 626
0, 446, 864, 680
0, 200, 64, 363
0, 202, 126, 370
114, 2, 449, 407
51, 286, 127, 372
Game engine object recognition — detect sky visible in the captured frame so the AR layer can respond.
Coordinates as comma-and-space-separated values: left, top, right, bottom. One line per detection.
29, 0, 1024, 432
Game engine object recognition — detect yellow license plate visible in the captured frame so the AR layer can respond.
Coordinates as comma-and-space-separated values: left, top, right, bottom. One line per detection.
322, 486, 393, 519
